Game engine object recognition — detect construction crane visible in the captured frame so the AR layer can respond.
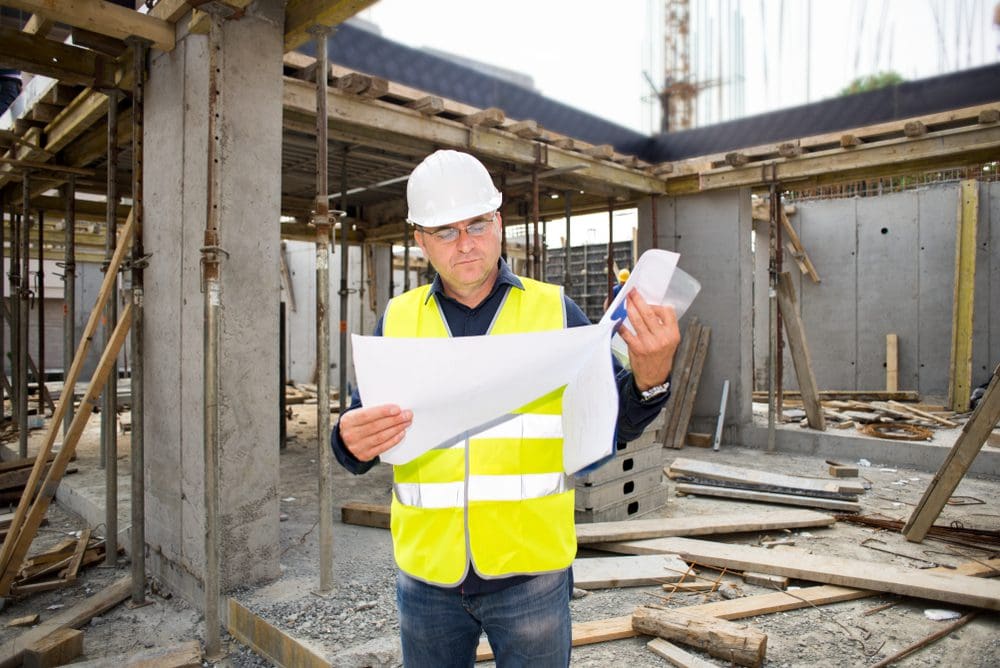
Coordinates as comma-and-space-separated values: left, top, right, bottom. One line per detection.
661, 0, 720, 132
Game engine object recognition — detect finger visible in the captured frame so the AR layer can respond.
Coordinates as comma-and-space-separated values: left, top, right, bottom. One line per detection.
625, 291, 657, 337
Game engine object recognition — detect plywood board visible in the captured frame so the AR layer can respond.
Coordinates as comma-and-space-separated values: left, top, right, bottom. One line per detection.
572, 554, 688, 589
576, 509, 835, 545
667, 458, 863, 495
640, 537, 1000, 610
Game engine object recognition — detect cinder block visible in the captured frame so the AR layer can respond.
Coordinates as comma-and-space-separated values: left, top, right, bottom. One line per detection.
575, 469, 664, 511
575, 484, 668, 523
575, 444, 665, 486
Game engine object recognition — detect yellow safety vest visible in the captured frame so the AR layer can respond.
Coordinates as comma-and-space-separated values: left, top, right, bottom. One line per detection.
383, 278, 576, 586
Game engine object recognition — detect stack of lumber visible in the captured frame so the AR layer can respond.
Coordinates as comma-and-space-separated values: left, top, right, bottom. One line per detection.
666, 458, 863, 512
660, 319, 711, 449
0, 455, 75, 507
10, 529, 114, 597
285, 383, 338, 406
576, 410, 668, 523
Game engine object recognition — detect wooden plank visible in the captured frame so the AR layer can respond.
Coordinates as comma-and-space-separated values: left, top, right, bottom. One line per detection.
575, 509, 835, 545
639, 537, 1000, 610
0, 211, 134, 585
62, 528, 92, 581
752, 390, 920, 401
885, 334, 899, 393
904, 364, 1000, 542
673, 484, 861, 512
646, 638, 716, 668
0, 576, 130, 668
461, 107, 505, 128
3, 0, 174, 51
948, 179, 978, 412
661, 320, 700, 448
227, 598, 331, 668
405, 95, 444, 116
0, 305, 133, 595
340, 502, 389, 529
572, 554, 687, 589
742, 572, 788, 589
284, 0, 378, 51
828, 464, 859, 478
6, 615, 39, 629
0, 26, 115, 88
22, 627, 82, 668
886, 400, 958, 427
670, 327, 711, 448
632, 607, 766, 667
666, 458, 863, 495
776, 272, 825, 430
779, 209, 820, 283
67, 640, 202, 668
475, 558, 1000, 661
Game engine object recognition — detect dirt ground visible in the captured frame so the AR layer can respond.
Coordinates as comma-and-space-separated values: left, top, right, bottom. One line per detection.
0, 402, 997, 667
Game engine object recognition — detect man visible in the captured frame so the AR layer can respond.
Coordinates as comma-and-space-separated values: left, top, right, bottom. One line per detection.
332, 149, 680, 666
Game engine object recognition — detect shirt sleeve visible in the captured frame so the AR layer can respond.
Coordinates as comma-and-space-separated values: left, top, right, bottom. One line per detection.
329, 316, 384, 475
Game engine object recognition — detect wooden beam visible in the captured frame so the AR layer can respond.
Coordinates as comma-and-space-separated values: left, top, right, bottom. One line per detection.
948, 179, 978, 412
0, 26, 115, 88
646, 638, 716, 668
284, 0, 379, 51
885, 334, 898, 393
632, 607, 766, 667
779, 208, 820, 283
66, 641, 202, 668
0, 576, 130, 668
2, 0, 175, 52
573, 554, 687, 589
903, 363, 1000, 542
665, 458, 862, 496
673, 484, 861, 512
576, 509, 835, 545
22, 627, 83, 668
227, 598, 332, 667
22, 13, 54, 36
635, 537, 1000, 610
775, 272, 825, 430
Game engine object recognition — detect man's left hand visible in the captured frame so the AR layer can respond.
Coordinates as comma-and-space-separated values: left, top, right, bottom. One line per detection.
617, 290, 681, 390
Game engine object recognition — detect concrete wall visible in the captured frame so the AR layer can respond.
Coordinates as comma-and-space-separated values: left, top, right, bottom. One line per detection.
762, 181, 999, 400
637, 188, 754, 436
143, 2, 283, 606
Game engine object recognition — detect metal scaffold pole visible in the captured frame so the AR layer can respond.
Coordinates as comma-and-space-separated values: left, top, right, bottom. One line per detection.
311, 24, 335, 593
103, 89, 121, 566
18, 174, 30, 458
62, 177, 76, 439
128, 36, 150, 606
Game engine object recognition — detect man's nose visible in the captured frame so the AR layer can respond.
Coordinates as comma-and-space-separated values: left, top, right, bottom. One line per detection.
455, 228, 475, 250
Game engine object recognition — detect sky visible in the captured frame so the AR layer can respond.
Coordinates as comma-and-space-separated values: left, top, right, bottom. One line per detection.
359, 0, 999, 245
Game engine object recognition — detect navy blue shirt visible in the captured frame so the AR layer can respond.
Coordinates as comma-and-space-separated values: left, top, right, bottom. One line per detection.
331, 259, 669, 591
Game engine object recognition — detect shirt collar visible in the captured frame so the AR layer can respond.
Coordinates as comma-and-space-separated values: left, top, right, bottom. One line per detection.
423, 258, 525, 305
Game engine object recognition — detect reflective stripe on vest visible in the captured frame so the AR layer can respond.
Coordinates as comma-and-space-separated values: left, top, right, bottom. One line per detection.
383, 278, 577, 585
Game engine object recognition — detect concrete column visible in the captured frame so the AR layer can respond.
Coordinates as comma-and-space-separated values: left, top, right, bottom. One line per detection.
143, 2, 283, 606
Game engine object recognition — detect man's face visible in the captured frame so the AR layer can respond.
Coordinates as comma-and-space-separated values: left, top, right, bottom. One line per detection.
414, 212, 503, 296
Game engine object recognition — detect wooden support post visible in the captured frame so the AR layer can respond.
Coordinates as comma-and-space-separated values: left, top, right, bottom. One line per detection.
903, 363, 1000, 542
775, 273, 825, 430
885, 333, 898, 392
779, 209, 820, 283
948, 179, 978, 412
670, 326, 711, 448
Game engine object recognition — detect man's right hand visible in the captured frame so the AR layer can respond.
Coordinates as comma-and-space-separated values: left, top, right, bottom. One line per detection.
339, 404, 413, 462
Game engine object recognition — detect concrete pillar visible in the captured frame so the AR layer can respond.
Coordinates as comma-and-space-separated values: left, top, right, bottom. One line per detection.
143, 2, 283, 606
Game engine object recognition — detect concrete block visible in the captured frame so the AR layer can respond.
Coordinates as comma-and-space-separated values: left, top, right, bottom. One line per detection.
574, 484, 668, 523
575, 444, 664, 486
575, 468, 664, 511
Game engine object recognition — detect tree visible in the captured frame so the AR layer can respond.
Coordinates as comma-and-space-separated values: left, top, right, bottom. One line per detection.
839, 71, 905, 96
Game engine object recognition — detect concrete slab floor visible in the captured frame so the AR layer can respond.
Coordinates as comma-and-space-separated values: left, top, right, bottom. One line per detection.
0, 403, 996, 666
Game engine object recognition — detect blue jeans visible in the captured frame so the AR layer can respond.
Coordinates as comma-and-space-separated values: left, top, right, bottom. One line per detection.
396, 569, 572, 667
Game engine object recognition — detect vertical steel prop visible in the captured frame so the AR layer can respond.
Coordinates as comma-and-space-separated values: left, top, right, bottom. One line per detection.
19, 174, 30, 458
531, 162, 540, 280
62, 177, 76, 438
767, 183, 779, 453
562, 191, 572, 292
103, 89, 121, 565
311, 24, 335, 593
36, 210, 44, 418
9, 201, 20, 434
650, 194, 659, 250
403, 221, 411, 292
605, 198, 614, 306
128, 36, 149, 605
338, 147, 348, 417
201, 12, 225, 659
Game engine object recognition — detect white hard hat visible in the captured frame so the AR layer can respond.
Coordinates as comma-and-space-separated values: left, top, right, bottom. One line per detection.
406, 150, 502, 227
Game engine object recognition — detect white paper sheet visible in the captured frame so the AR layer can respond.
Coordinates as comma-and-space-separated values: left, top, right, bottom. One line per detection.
352, 321, 619, 473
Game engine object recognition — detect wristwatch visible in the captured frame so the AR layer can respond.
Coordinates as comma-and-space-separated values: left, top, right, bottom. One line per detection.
639, 381, 671, 403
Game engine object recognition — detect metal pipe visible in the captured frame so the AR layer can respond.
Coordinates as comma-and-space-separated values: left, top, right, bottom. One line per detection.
338, 147, 348, 416
63, 178, 76, 439
767, 184, 778, 454
19, 175, 30, 458
103, 89, 120, 565
563, 191, 572, 293
279, 301, 286, 450
128, 36, 149, 606
774, 188, 784, 417
523, 216, 529, 278
650, 194, 659, 250
202, 13, 224, 659
311, 25, 334, 593
403, 223, 410, 292
9, 202, 19, 432
531, 166, 539, 279
606, 199, 614, 305
36, 209, 44, 419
